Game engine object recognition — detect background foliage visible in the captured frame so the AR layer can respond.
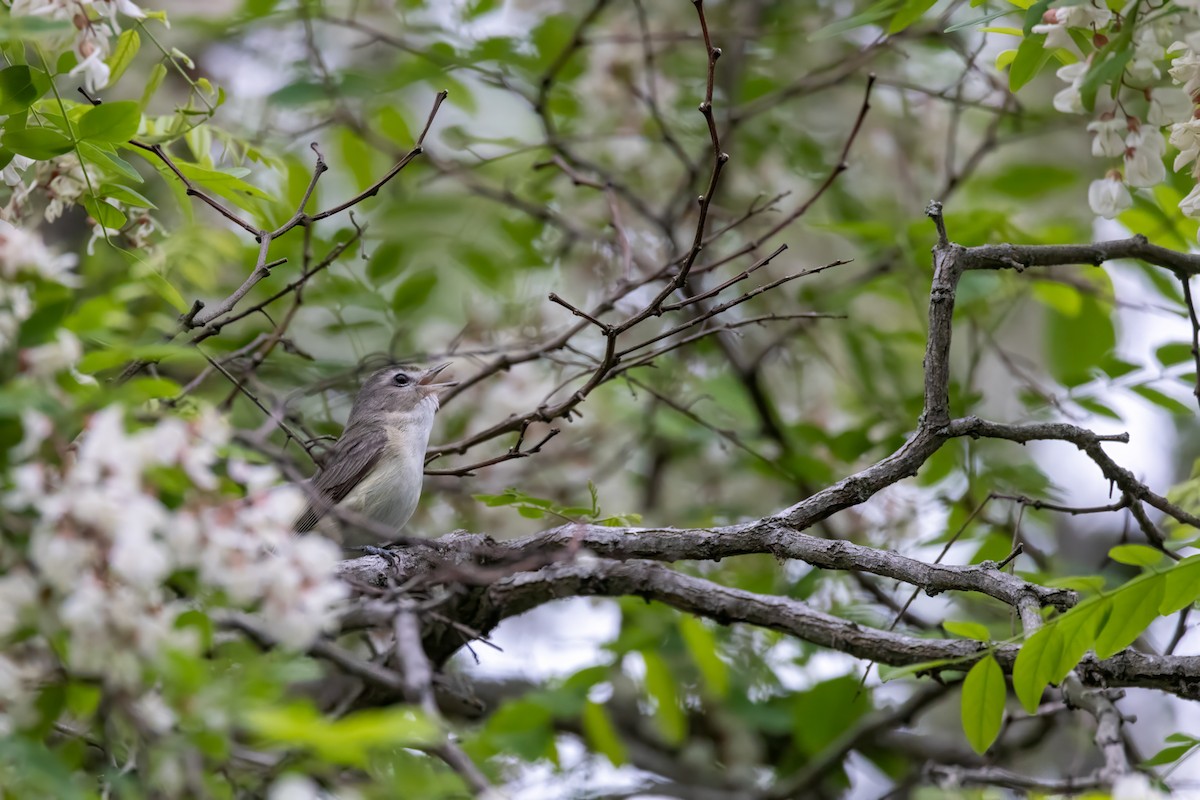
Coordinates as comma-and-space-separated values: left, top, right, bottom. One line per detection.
4, 0, 1200, 797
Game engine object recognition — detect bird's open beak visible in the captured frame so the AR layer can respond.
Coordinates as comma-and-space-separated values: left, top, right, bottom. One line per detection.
417, 362, 457, 387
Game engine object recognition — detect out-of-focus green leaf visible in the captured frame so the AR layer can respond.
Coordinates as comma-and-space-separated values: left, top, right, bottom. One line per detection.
1045, 296, 1114, 387
792, 675, 870, 755
642, 651, 686, 745
582, 701, 627, 766
888, 0, 936, 33
810, 0, 902, 41
1130, 385, 1194, 416
679, 616, 728, 698
245, 703, 438, 767
106, 29, 140, 88
1156, 343, 1195, 367
392, 269, 438, 313
943, 621, 991, 641
1008, 34, 1050, 92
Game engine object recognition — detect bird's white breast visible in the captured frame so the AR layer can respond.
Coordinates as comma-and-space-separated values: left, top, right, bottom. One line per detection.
339, 406, 435, 533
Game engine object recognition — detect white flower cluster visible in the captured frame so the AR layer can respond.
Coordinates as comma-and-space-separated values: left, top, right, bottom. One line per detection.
0, 217, 80, 353
1037, 4, 1200, 227
1, 406, 346, 730
9, 0, 147, 93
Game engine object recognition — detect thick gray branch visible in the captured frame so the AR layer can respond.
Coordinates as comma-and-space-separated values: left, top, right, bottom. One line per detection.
958, 234, 1200, 276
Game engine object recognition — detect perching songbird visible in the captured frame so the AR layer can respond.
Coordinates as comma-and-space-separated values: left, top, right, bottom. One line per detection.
294, 363, 454, 548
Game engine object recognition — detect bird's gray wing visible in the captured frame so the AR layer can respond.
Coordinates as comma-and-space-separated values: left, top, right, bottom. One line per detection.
294, 425, 385, 533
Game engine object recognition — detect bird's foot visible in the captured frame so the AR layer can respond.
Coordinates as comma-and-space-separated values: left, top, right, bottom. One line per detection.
354, 544, 402, 571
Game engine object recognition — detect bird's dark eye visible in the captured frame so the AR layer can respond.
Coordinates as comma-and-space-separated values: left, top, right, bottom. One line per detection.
392, 373, 412, 387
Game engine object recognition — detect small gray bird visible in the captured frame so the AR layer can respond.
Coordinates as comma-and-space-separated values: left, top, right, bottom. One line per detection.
294, 363, 454, 547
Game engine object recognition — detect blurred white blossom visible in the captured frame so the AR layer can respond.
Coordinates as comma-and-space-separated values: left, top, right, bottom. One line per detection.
1088, 172, 1133, 219
0, 219, 79, 286
3, 406, 348, 691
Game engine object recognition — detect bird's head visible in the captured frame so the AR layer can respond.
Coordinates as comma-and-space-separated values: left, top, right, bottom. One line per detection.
349, 363, 456, 421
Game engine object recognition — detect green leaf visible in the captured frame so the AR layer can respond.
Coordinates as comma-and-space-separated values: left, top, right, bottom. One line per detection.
1093, 576, 1165, 658
378, 105, 412, 146
642, 651, 686, 745
1080, 48, 1132, 112
82, 197, 127, 229
582, 701, 627, 766
888, 0, 936, 33
106, 29, 140, 87
679, 616, 728, 698
141, 63, 168, 108
1130, 385, 1194, 416
1108, 544, 1165, 568
0, 65, 49, 115
810, 0, 902, 41
144, 270, 189, 313
78, 141, 143, 183
961, 654, 1005, 754
78, 101, 141, 143
1073, 396, 1122, 420
1013, 623, 1061, 713
1008, 34, 1050, 92
245, 703, 438, 767
945, 9, 1017, 33
1023, 0, 1053, 35
1046, 296, 1114, 387
1145, 742, 1199, 767
2, 127, 73, 159
877, 658, 961, 682
1161, 555, 1200, 615
792, 675, 872, 755
943, 621, 992, 641
391, 269, 437, 313
102, 183, 156, 209
1013, 599, 1108, 713
172, 161, 271, 216
1156, 343, 1195, 367
1050, 598, 1111, 682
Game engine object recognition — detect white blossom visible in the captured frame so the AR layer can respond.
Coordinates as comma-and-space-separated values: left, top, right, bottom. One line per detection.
20, 329, 84, 378
1052, 62, 1089, 114
1148, 89, 1193, 127
131, 691, 176, 735
0, 570, 38, 639
1032, 4, 1112, 52
0, 219, 79, 286
1128, 28, 1164, 84
0, 284, 33, 350
1125, 147, 1166, 187
1112, 773, 1169, 800
1169, 42, 1200, 95
1, 155, 33, 189
268, 775, 325, 800
1125, 127, 1167, 187
4, 404, 348, 686
1180, 182, 1200, 218
1170, 118, 1200, 172
1088, 173, 1132, 218
1087, 115, 1125, 157
41, 155, 94, 223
